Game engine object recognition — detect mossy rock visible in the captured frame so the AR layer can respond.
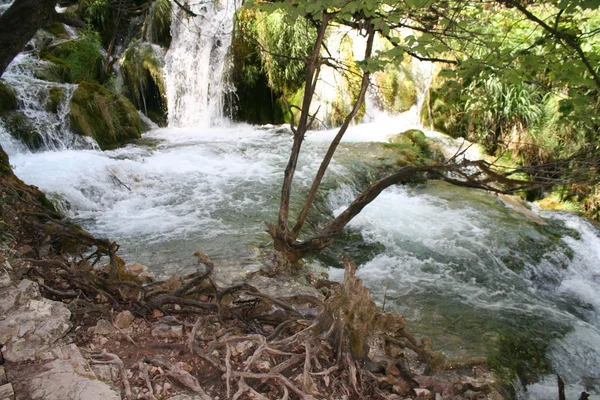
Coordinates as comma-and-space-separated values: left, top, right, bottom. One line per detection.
120, 42, 167, 126
35, 54, 72, 83
46, 86, 64, 113
43, 22, 70, 39
387, 129, 432, 161
70, 81, 144, 150
0, 81, 17, 115
43, 36, 104, 83
2, 112, 43, 150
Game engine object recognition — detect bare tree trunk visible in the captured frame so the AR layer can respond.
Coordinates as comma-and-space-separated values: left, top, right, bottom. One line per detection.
0, 0, 84, 78
0, 0, 56, 77
277, 12, 331, 234
271, 165, 440, 260
291, 25, 375, 239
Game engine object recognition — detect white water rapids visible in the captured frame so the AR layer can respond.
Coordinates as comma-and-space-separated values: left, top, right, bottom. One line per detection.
1, 1, 600, 397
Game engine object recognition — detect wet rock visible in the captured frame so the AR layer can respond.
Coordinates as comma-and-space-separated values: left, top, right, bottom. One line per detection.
114, 310, 134, 329
0, 295, 71, 362
151, 323, 183, 338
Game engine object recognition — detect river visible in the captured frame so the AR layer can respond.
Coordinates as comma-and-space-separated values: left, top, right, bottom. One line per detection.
1, 0, 599, 397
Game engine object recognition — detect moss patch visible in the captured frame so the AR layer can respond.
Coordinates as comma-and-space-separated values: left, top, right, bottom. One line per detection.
2, 112, 43, 150
46, 86, 65, 113
0, 82, 17, 115
42, 35, 104, 83
34, 55, 71, 83
70, 81, 144, 150
43, 22, 70, 39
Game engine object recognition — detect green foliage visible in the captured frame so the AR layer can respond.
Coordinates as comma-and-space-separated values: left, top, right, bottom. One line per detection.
43, 31, 104, 83
70, 81, 144, 150
0, 81, 17, 115
255, 10, 316, 94
78, 0, 114, 46
229, 7, 314, 124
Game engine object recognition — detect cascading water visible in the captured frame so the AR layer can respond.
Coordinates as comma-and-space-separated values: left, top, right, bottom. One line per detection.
1, 3, 599, 397
164, 0, 237, 127
1, 54, 96, 151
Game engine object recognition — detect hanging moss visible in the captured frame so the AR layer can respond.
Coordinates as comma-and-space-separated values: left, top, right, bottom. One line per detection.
374, 60, 417, 114
144, 0, 172, 48
46, 86, 64, 113
2, 112, 43, 150
324, 34, 366, 127
228, 8, 315, 124
120, 42, 167, 126
0, 81, 17, 115
70, 81, 145, 150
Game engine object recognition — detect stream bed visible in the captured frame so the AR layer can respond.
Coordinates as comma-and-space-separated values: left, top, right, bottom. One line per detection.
4, 121, 600, 398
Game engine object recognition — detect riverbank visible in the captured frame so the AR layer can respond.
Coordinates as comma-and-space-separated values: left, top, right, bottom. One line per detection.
0, 147, 507, 400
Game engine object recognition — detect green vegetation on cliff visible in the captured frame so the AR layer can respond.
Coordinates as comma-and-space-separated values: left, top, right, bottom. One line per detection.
70, 81, 145, 150
120, 42, 167, 126
229, 8, 315, 124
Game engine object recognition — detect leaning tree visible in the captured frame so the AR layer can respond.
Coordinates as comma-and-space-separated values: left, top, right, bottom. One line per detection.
248, 0, 600, 270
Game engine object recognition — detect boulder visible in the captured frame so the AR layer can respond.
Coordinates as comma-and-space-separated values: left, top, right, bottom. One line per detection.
20, 344, 120, 400
0, 291, 71, 362
114, 310, 134, 329
151, 323, 183, 339
70, 81, 145, 150
0, 81, 17, 114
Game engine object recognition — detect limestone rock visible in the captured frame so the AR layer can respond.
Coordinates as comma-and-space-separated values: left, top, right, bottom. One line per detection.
20, 344, 120, 400
0, 259, 32, 289
94, 319, 115, 336
0, 279, 41, 316
0, 294, 71, 362
114, 310, 134, 329
151, 324, 183, 338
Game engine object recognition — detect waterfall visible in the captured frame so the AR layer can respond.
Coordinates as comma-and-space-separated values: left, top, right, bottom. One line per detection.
164, 0, 237, 128
1, 54, 97, 151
